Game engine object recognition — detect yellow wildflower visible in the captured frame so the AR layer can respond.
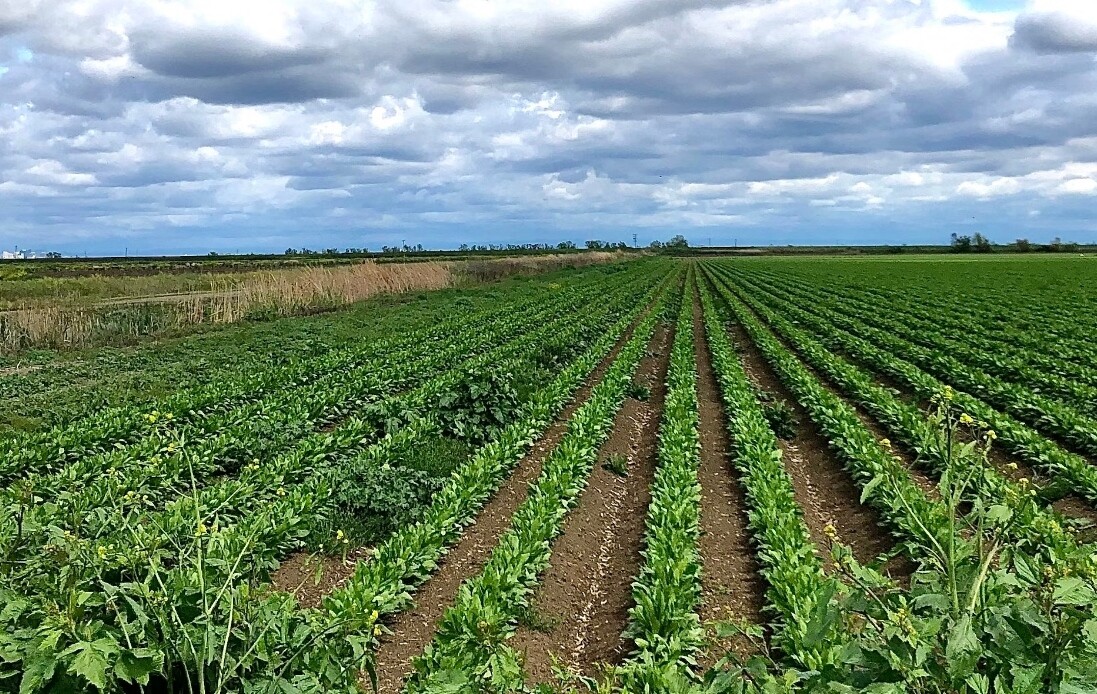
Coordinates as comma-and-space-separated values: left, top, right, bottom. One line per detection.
196, 522, 208, 537
959, 413, 974, 425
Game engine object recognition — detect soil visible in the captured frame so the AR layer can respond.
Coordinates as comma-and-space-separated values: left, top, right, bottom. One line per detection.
729, 323, 896, 571
830, 346, 1097, 531
692, 292, 765, 667
269, 547, 375, 608
509, 323, 672, 686
367, 302, 658, 694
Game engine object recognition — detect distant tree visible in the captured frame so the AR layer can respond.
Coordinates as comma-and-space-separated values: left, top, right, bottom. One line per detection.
973, 233, 993, 253
557, 241, 577, 250
950, 233, 972, 253
323, 248, 339, 255
585, 240, 606, 250
666, 234, 689, 249
45, 251, 62, 259
649, 240, 664, 250
1013, 238, 1032, 253
208, 251, 219, 257
883, 245, 905, 254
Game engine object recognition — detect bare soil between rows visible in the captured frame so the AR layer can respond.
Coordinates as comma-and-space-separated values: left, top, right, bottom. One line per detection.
367, 302, 660, 694
728, 321, 895, 570
510, 323, 672, 686
692, 288, 765, 668
780, 306, 1097, 533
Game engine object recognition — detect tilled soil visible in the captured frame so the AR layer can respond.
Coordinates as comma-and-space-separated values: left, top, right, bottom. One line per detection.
692, 293, 765, 668
510, 323, 673, 686
269, 547, 375, 609
368, 306, 656, 694
730, 323, 895, 569
822, 346, 1097, 533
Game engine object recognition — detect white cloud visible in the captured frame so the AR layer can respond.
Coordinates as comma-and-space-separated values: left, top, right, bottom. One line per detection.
1, 0, 1096, 251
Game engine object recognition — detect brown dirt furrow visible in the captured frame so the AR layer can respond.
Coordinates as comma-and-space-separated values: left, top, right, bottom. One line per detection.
826, 349, 1097, 532
269, 548, 375, 609
368, 301, 659, 694
692, 290, 765, 668
511, 323, 673, 687
729, 323, 895, 571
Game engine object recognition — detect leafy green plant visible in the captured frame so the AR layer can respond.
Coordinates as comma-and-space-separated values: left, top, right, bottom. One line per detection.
435, 365, 521, 444
758, 393, 798, 440
326, 433, 472, 546
602, 452, 629, 477
627, 378, 652, 402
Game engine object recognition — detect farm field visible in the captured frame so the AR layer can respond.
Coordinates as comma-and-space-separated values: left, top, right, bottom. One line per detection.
1, 256, 1096, 693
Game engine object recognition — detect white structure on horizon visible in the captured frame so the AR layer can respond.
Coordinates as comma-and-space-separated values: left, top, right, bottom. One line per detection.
1, 249, 42, 259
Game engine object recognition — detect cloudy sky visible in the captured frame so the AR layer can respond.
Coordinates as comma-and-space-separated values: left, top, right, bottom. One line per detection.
2, 0, 1096, 255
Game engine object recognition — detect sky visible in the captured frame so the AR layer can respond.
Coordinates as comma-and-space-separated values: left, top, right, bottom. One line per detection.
1, 0, 1097, 255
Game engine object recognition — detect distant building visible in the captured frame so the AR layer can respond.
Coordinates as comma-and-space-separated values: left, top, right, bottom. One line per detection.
1, 250, 44, 259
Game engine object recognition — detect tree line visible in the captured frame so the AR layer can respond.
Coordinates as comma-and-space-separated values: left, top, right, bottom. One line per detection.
950, 233, 1083, 253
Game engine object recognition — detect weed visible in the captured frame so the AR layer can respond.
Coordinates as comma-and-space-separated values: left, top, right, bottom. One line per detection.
516, 604, 560, 633
603, 452, 629, 477
758, 391, 798, 439
626, 378, 652, 402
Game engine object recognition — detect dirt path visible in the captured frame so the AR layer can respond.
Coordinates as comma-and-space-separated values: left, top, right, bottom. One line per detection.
368, 305, 657, 694
730, 323, 895, 570
510, 323, 672, 686
692, 292, 765, 667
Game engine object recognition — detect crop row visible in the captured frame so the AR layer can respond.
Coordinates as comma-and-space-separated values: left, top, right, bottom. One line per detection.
0, 272, 675, 693
694, 277, 836, 670
744, 265, 1097, 413
0, 265, 644, 484
401, 283, 672, 692
721, 266, 1097, 505
748, 264, 1097, 368
0, 273, 662, 579
748, 271, 1097, 457
710, 266, 1090, 563
617, 270, 705, 689
702, 267, 958, 580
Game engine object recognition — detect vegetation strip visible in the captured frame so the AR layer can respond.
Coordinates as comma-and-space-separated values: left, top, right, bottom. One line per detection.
401, 285, 670, 692
703, 266, 958, 577
696, 277, 837, 670
722, 265, 1097, 505
367, 281, 670, 692
509, 322, 671, 685
711, 265, 1092, 559
616, 270, 707, 689
690, 280, 765, 669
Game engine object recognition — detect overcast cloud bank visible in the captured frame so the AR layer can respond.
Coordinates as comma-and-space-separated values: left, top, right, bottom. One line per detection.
1, 0, 1096, 253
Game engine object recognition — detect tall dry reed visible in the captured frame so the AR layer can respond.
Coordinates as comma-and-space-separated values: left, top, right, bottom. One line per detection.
0, 253, 627, 354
